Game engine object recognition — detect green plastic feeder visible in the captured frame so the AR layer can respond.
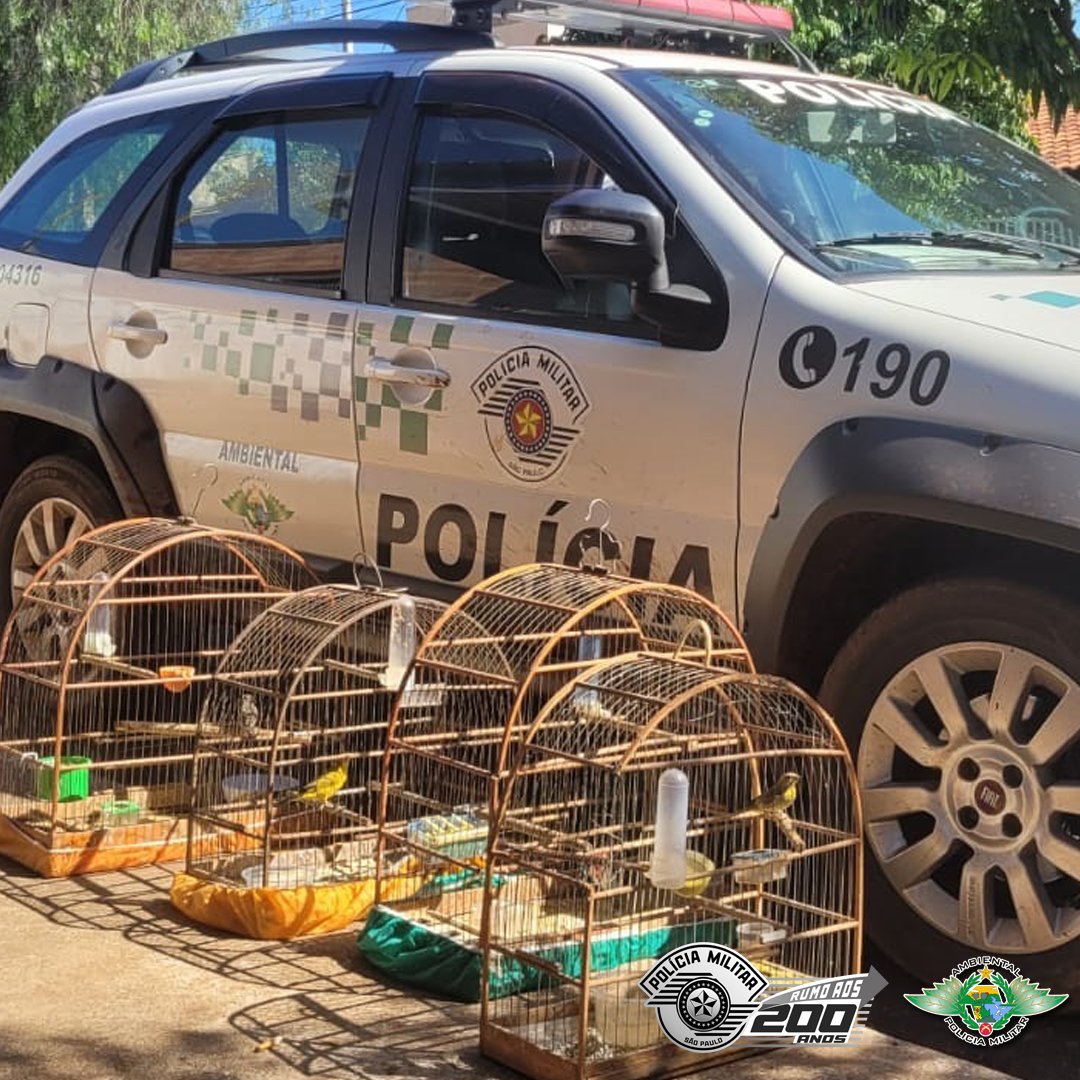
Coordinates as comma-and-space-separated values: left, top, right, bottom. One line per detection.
36, 756, 92, 802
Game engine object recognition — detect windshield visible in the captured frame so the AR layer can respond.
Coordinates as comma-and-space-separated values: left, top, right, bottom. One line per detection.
620, 69, 1080, 273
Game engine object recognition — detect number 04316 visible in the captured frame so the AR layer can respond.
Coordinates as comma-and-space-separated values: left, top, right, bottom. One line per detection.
0, 263, 43, 287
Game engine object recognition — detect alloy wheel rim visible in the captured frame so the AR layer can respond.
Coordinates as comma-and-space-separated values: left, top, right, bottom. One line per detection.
860, 642, 1080, 954
10, 497, 92, 606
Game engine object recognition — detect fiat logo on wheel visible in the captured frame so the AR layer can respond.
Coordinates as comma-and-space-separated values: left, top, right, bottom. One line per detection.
974, 779, 1006, 816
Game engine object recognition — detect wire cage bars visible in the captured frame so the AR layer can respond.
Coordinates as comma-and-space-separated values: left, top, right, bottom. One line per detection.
0, 518, 315, 877
362, 564, 753, 993
478, 654, 862, 1080
173, 584, 447, 938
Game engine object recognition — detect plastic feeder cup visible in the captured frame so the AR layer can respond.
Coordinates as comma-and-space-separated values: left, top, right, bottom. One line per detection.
159, 665, 195, 693
101, 800, 141, 827
675, 850, 716, 898
36, 756, 92, 802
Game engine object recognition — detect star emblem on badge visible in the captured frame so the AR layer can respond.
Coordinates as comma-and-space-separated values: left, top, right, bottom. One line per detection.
514, 401, 543, 441
688, 987, 722, 1020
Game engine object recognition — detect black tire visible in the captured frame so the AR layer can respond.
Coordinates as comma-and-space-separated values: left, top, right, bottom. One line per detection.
0, 456, 121, 624
819, 577, 1080, 1000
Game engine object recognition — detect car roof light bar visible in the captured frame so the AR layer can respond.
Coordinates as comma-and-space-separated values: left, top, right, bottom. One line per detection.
508, 0, 811, 70
524, 0, 795, 36
106, 18, 495, 95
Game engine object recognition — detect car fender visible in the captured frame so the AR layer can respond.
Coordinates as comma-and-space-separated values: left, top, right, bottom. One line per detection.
742, 417, 1080, 670
0, 354, 177, 516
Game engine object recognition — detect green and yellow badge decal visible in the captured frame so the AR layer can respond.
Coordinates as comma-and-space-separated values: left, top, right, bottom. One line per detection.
906, 955, 1066, 1046
222, 478, 294, 536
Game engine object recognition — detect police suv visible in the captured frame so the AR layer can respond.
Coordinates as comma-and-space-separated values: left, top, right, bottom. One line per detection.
0, 0, 1078, 996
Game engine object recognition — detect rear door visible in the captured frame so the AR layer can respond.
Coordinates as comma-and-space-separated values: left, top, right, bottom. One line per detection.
356, 72, 748, 609
89, 75, 389, 556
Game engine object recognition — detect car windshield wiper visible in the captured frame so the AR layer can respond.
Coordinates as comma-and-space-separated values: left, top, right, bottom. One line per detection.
815, 229, 1080, 267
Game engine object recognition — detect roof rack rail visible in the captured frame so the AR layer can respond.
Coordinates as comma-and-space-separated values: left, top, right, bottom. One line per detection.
105, 17, 494, 95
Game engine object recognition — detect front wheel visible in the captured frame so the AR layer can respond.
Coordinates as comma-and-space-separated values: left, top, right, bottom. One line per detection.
819, 578, 1080, 997
0, 456, 120, 624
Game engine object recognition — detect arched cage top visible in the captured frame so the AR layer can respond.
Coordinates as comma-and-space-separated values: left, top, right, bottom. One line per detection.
196, 584, 448, 749
186, 584, 446, 895
0, 517, 315, 856
385, 564, 753, 774
481, 654, 863, 1074
1, 517, 313, 671
408, 563, 751, 684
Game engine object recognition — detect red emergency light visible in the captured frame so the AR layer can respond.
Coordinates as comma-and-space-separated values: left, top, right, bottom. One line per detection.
556, 0, 794, 35
452, 0, 794, 37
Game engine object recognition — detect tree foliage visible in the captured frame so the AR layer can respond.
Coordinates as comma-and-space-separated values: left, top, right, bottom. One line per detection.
787, 1, 1080, 141
0, 0, 242, 183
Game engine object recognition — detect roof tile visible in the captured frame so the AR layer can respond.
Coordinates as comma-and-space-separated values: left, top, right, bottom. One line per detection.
1029, 102, 1080, 171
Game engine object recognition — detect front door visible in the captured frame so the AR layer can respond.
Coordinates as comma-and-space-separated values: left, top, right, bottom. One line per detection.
356, 74, 757, 611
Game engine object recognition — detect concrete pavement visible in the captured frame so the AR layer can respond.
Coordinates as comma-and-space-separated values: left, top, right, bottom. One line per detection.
0, 859, 1039, 1080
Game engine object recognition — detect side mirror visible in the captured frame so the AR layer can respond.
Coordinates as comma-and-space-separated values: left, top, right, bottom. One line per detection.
542, 189, 726, 351
542, 189, 669, 290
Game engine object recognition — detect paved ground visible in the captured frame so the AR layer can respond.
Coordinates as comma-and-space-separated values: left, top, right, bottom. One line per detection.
0, 858, 1070, 1080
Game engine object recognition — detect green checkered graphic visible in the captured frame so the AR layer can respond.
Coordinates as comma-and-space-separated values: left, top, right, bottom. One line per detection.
186, 307, 353, 421
181, 310, 452, 447
353, 318, 453, 454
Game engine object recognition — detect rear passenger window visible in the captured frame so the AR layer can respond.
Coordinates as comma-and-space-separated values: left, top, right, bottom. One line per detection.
167, 114, 368, 293
401, 112, 640, 327
0, 114, 174, 266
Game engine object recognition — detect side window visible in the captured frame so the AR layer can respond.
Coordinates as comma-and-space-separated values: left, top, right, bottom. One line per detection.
167, 113, 369, 293
0, 114, 174, 265
401, 112, 638, 326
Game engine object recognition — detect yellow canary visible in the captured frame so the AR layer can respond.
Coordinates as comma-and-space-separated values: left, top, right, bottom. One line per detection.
295, 758, 348, 805
734, 772, 800, 818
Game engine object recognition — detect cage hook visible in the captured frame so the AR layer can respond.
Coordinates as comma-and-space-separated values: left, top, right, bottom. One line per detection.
183, 464, 219, 523
352, 550, 385, 591
674, 618, 715, 666
578, 497, 623, 573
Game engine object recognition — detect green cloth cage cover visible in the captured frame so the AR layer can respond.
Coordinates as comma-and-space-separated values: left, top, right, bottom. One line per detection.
357, 905, 737, 1003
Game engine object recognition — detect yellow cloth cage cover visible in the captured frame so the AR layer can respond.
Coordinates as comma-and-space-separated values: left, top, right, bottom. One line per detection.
170, 858, 423, 939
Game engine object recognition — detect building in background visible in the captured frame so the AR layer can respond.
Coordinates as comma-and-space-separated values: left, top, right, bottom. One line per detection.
1029, 103, 1080, 179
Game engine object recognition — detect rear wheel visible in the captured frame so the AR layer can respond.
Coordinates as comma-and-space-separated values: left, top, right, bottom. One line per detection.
0, 456, 120, 624
819, 578, 1080, 996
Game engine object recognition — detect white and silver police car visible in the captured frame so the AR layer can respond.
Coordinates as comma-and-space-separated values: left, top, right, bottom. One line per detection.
0, 0, 1078, 997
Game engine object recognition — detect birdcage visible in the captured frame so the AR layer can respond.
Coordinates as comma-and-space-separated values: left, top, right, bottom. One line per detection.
477, 654, 862, 1080
0, 518, 315, 877
171, 583, 447, 939
359, 564, 753, 996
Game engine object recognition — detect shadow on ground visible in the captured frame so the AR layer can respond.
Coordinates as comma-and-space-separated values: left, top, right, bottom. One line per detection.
1, 856, 1075, 1080
0, 856, 359, 992
0, 855, 517, 1079
0, 1027, 247, 1080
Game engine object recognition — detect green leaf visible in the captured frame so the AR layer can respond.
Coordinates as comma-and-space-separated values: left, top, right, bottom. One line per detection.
262, 492, 294, 523
221, 490, 249, 517
1009, 976, 1069, 1017
905, 976, 966, 1016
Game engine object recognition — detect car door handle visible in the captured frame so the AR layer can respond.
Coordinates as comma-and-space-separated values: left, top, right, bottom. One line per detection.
108, 321, 168, 346
364, 358, 450, 389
